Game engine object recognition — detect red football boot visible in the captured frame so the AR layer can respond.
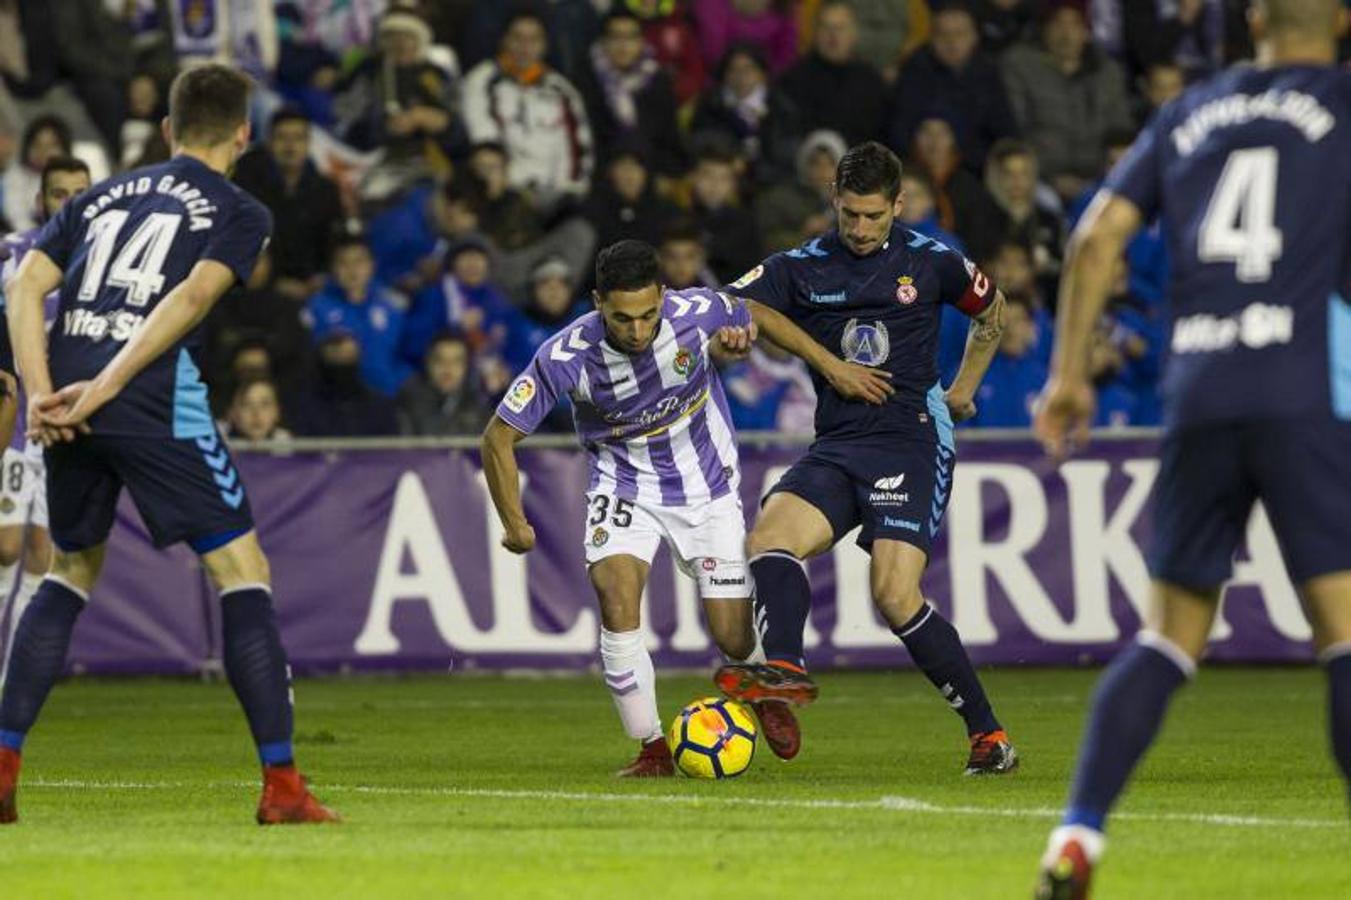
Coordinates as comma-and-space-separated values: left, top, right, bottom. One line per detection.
256, 765, 341, 825
714, 661, 819, 707
1035, 826, 1102, 900
965, 729, 1020, 775
751, 700, 801, 761
0, 747, 19, 824
616, 737, 674, 778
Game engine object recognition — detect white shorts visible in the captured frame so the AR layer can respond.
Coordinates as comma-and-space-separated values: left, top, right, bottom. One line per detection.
582, 490, 751, 599
0, 443, 46, 530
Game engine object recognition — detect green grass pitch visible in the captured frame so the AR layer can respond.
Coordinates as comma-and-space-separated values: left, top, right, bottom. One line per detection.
2, 668, 1346, 899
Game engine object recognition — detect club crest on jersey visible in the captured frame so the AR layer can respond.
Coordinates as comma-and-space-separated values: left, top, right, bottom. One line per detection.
503, 376, 536, 413
841, 319, 890, 366
895, 276, 918, 305
591, 526, 610, 547
701, 558, 717, 572
729, 265, 763, 289
673, 348, 693, 378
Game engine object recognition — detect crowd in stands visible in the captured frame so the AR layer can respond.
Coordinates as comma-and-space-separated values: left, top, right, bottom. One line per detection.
1, 0, 1347, 440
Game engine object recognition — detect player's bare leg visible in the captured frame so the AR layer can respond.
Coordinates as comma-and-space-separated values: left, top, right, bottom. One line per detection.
0, 526, 25, 678
0, 544, 103, 824
871, 539, 1017, 775
591, 554, 672, 777
715, 492, 829, 709
1299, 571, 1351, 812
705, 595, 801, 760
202, 532, 338, 824
1037, 581, 1216, 899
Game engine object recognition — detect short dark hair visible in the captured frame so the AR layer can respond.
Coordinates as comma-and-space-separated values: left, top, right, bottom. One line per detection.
715, 41, 769, 84
269, 106, 310, 133
595, 240, 660, 296
232, 375, 280, 404
691, 132, 741, 167
504, 9, 547, 36
428, 329, 469, 353
330, 230, 371, 260
168, 64, 254, 145
469, 140, 508, 160
602, 8, 642, 31
21, 114, 73, 161
836, 141, 902, 199
41, 155, 91, 194
442, 175, 484, 210
930, 0, 976, 19
988, 137, 1035, 167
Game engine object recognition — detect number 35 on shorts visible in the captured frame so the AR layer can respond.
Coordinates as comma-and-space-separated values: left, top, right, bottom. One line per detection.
588, 495, 634, 529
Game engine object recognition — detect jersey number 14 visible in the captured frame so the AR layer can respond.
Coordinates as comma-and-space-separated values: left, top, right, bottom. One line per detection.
77, 210, 183, 306
1198, 147, 1283, 283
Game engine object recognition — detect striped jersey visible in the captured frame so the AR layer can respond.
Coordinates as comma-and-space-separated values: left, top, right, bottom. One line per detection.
495, 287, 750, 507
0, 227, 62, 450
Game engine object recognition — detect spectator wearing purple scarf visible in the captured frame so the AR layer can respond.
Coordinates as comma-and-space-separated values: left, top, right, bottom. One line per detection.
577, 10, 687, 176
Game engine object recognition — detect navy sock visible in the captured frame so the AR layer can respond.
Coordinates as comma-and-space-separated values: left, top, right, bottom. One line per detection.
1325, 651, 1351, 802
221, 587, 294, 767
893, 602, 1000, 736
1064, 637, 1191, 832
750, 551, 812, 670
0, 579, 86, 750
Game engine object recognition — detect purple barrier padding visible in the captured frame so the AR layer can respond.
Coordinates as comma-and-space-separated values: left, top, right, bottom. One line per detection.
62, 438, 1312, 673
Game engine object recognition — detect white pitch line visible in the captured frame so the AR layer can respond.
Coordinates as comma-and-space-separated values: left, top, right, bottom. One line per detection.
25, 779, 1344, 830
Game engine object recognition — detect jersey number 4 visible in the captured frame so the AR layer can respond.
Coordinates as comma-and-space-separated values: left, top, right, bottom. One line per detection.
77, 210, 184, 306
1198, 147, 1283, 283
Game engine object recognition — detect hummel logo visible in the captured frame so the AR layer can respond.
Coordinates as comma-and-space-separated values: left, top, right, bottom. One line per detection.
873, 474, 905, 490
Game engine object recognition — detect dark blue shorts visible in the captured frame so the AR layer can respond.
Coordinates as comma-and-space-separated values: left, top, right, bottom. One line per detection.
1150, 418, 1351, 589
767, 436, 955, 555
46, 430, 254, 552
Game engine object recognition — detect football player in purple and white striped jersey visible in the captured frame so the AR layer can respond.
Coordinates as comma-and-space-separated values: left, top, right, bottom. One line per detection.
482, 240, 891, 775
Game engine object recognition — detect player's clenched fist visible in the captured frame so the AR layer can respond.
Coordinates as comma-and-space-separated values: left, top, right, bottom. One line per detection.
823, 359, 894, 405
502, 521, 537, 554
944, 389, 977, 423
711, 322, 758, 362
1032, 376, 1095, 461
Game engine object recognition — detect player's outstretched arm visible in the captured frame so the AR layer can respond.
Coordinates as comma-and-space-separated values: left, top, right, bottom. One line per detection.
744, 299, 895, 405
946, 289, 1009, 422
39, 260, 237, 435
481, 415, 536, 554
5, 249, 65, 441
1034, 191, 1142, 459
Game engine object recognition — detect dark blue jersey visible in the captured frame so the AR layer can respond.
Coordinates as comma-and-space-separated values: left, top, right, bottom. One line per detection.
1104, 64, 1351, 428
729, 224, 997, 443
34, 155, 272, 438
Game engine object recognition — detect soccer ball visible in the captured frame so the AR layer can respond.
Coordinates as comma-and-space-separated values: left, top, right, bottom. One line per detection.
667, 697, 757, 779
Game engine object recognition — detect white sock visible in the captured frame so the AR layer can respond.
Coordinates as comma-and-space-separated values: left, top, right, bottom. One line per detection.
600, 627, 663, 743
1042, 824, 1106, 867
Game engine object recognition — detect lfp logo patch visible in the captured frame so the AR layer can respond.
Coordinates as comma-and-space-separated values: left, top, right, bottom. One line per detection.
896, 275, 918, 305
673, 348, 693, 378
503, 376, 536, 413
